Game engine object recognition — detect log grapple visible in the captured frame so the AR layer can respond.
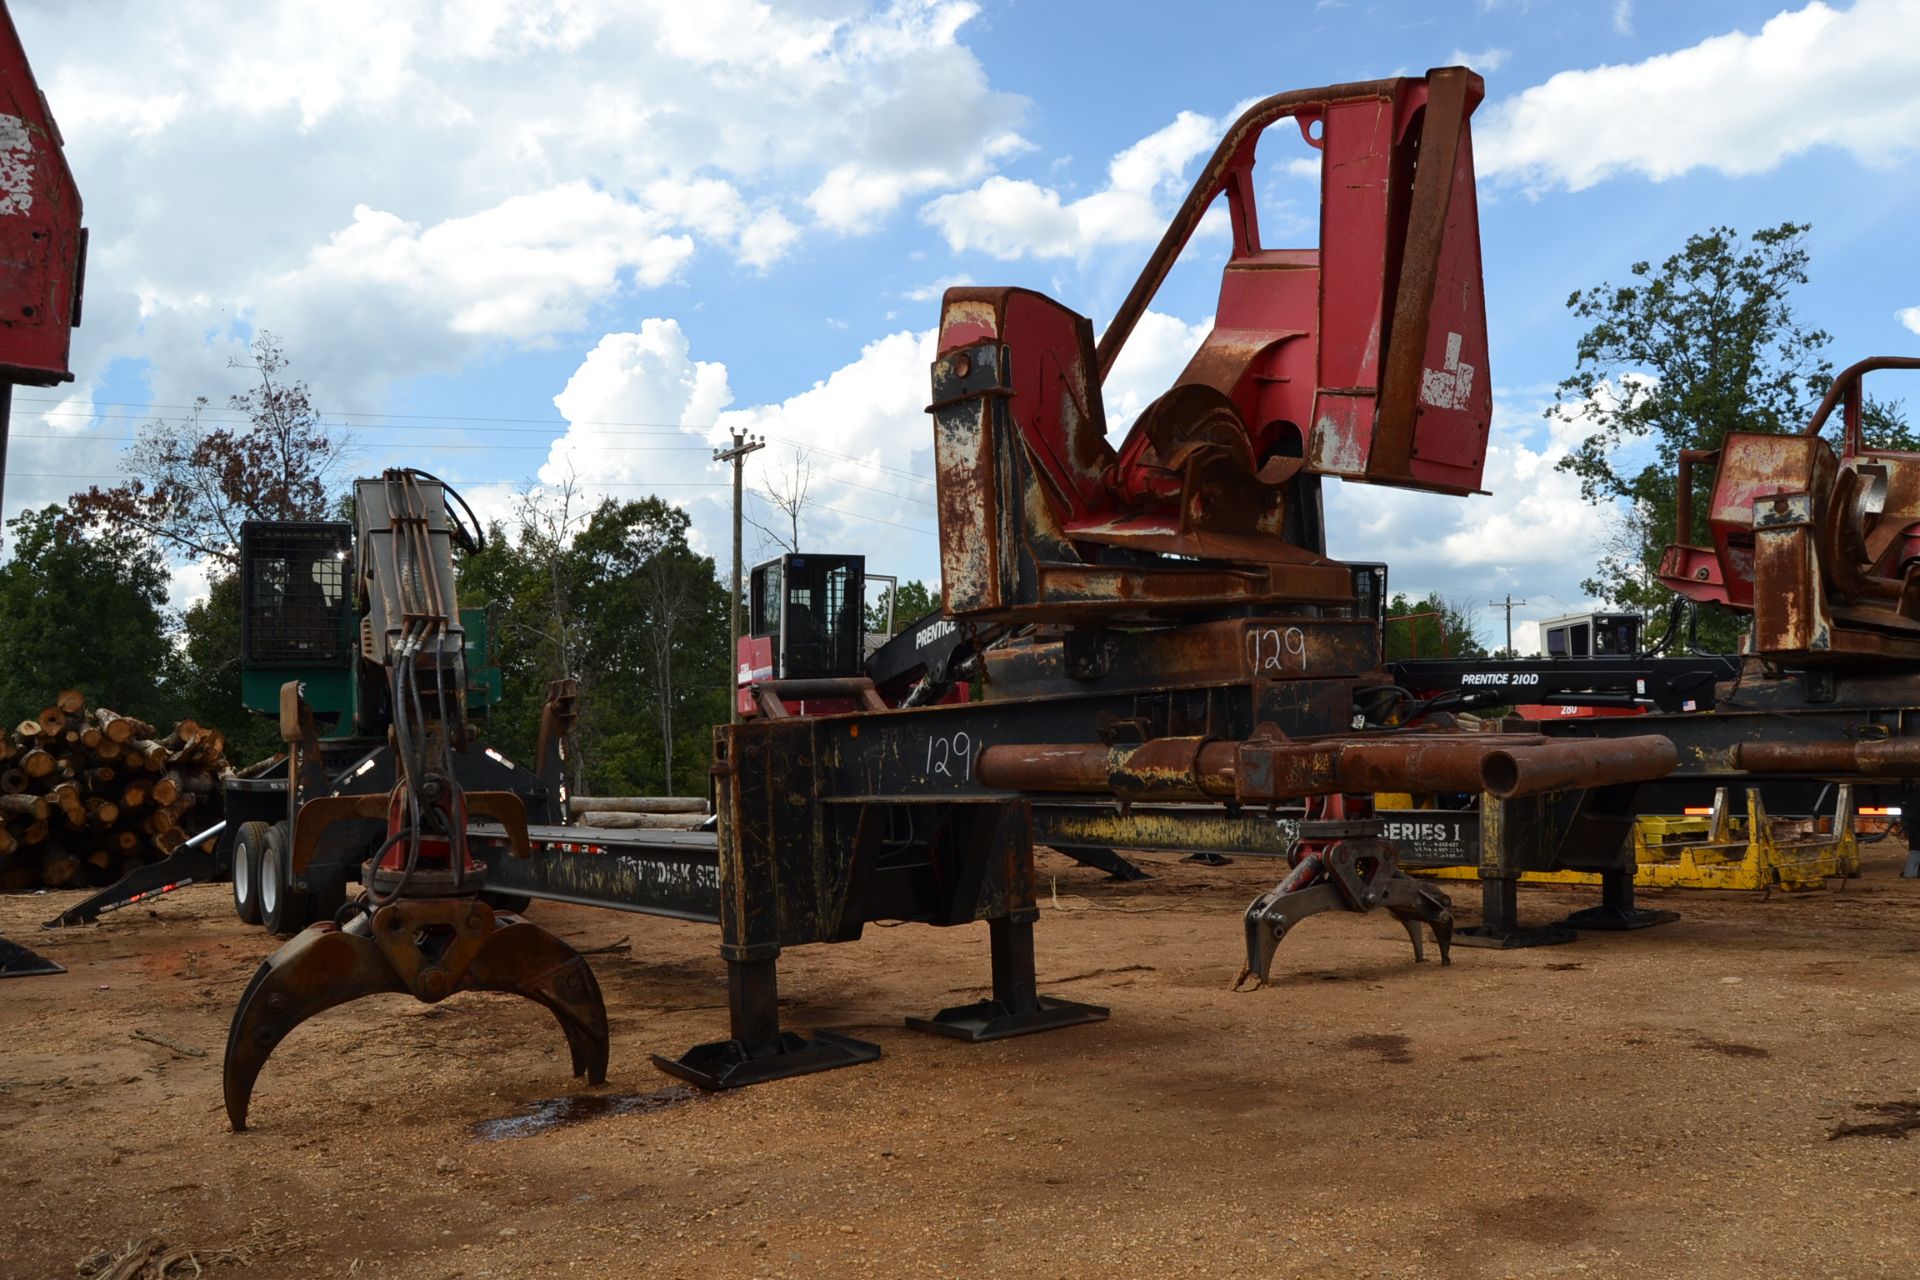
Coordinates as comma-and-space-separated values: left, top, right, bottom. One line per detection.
221, 470, 608, 1130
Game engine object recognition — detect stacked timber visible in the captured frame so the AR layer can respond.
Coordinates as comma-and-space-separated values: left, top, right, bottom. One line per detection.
0, 690, 231, 892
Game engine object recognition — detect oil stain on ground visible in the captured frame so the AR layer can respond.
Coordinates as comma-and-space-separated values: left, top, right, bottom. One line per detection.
473, 1086, 701, 1141
1345, 1033, 1413, 1064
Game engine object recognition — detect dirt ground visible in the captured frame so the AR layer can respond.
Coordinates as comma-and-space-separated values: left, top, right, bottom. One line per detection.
5, 845, 1920, 1280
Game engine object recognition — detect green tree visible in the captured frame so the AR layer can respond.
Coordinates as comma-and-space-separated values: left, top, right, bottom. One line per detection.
574, 497, 730, 795
1552, 223, 1839, 647
61, 334, 353, 752
1382, 591, 1485, 661
455, 517, 556, 770
457, 494, 732, 799
66, 332, 351, 563
0, 507, 172, 718
867, 578, 939, 634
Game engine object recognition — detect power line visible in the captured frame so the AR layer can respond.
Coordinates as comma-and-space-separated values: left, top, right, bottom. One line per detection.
0, 430, 937, 508
1, 472, 937, 537
9, 395, 940, 488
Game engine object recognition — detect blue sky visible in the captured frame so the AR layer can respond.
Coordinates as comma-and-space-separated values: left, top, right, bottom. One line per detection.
7, 0, 1920, 652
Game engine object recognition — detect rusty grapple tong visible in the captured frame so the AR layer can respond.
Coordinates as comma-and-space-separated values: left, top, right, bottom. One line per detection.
1237, 817, 1452, 989
222, 785, 609, 1131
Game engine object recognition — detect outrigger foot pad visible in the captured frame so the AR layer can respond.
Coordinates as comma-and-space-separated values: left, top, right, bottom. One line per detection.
651, 1030, 881, 1090
905, 995, 1109, 1042
223, 899, 608, 1132
1454, 923, 1578, 949
1561, 904, 1679, 931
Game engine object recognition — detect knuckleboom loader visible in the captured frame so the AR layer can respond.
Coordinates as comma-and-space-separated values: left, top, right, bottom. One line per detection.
219, 470, 607, 1130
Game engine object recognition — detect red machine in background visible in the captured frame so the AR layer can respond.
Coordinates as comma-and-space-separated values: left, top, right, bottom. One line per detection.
0, 0, 87, 517
736, 552, 972, 719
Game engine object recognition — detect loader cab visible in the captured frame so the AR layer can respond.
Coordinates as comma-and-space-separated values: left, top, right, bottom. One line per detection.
738, 554, 865, 714
238, 521, 357, 729
1540, 611, 1642, 659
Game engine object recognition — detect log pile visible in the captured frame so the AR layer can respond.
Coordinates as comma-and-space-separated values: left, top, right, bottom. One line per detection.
0, 690, 230, 892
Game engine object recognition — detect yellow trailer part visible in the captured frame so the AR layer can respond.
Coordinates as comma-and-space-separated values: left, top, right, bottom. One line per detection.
1405, 786, 1858, 893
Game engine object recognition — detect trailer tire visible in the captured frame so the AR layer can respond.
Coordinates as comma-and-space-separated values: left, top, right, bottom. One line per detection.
259, 820, 316, 938
231, 821, 269, 925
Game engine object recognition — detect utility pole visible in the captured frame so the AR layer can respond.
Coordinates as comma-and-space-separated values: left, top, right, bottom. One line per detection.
714, 428, 765, 722
1488, 593, 1529, 656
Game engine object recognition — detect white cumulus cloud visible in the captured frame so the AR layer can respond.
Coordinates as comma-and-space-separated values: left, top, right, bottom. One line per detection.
922, 108, 1242, 260
1897, 306, 1920, 336
1447, 47, 1510, 72
1477, 0, 1920, 193
535, 319, 942, 576
19, 0, 1024, 414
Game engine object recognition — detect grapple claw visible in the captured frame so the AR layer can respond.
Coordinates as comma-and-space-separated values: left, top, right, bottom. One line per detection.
1237, 833, 1455, 986
1381, 875, 1454, 966
222, 899, 608, 1132
223, 923, 405, 1131
1239, 882, 1344, 988
461, 912, 610, 1085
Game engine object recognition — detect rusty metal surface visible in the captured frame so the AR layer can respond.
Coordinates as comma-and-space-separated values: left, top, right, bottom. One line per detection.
1661, 358, 1920, 664
1735, 736, 1920, 777
1370, 66, 1472, 481
977, 730, 1674, 803
982, 615, 1379, 701
1479, 736, 1678, 799
931, 68, 1495, 627
222, 899, 608, 1130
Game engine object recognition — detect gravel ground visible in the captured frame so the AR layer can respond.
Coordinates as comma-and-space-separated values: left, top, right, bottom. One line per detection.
4, 844, 1918, 1279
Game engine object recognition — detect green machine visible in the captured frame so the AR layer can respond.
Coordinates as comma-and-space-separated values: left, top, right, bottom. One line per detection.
237, 522, 504, 736
214, 471, 564, 937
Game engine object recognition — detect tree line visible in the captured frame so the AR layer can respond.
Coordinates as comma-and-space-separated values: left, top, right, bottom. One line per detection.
5, 334, 938, 792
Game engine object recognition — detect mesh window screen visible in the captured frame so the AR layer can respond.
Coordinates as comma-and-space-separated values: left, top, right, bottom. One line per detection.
777, 555, 863, 679
242, 524, 352, 666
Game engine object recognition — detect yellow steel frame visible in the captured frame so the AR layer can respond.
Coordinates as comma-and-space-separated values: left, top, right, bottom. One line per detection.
1406, 785, 1859, 894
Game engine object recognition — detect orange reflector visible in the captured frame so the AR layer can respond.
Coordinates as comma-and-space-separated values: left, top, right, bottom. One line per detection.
1860, 806, 1902, 816
1682, 807, 1712, 816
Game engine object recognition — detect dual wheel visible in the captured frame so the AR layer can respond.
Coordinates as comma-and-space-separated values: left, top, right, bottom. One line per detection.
231, 820, 344, 937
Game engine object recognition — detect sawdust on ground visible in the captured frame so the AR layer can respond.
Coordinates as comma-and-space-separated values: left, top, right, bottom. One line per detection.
4, 845, 1919, 1279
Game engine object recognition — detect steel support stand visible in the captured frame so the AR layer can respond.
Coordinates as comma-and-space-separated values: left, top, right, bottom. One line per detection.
1059, 845, 1153, 880
1561, 867, 1679, 931
1454, 873, 1577, 948
1453, 792, 1576, 948
1902, 789, 1919, 878
906, 916, 1109, 1041
651, 954, 880, 1090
